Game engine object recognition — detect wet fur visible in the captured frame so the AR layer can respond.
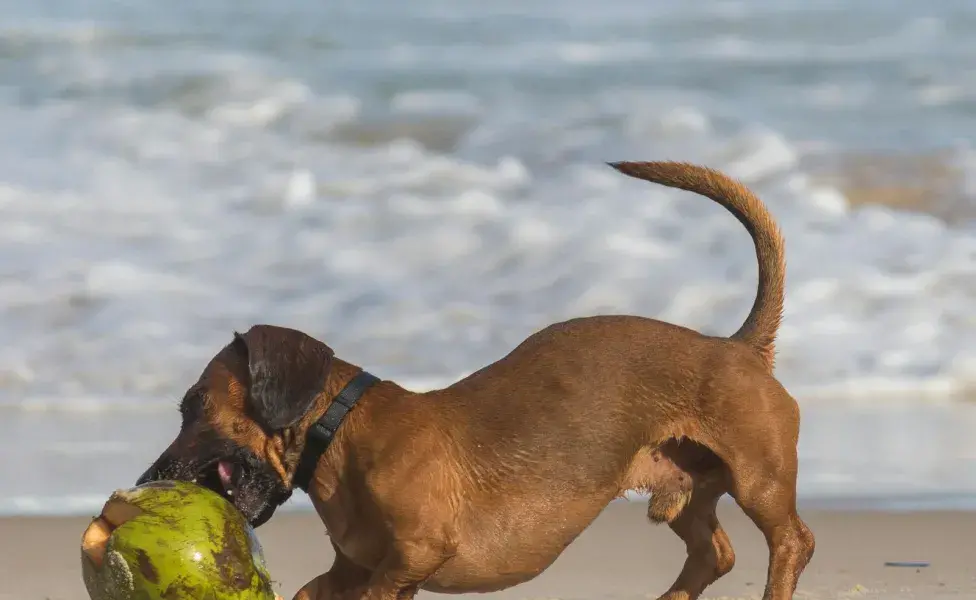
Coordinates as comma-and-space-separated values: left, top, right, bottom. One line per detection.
139, 161, 815, 600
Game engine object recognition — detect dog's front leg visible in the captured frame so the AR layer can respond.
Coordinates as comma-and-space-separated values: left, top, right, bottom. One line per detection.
294, 543, 374, 600
354, 539, 455, 600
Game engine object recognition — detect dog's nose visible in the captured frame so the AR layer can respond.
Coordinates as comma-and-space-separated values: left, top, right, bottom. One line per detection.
136, 456, 169, 486
136, 465, 157, 486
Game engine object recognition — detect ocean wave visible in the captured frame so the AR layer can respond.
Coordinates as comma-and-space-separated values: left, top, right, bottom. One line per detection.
0, 0, 975, 515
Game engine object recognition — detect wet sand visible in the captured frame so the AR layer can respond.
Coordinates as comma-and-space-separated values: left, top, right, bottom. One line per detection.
5, 499, 974, 600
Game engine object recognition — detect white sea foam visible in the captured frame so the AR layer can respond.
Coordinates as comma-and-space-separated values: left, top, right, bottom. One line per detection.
1, 94, 973, 405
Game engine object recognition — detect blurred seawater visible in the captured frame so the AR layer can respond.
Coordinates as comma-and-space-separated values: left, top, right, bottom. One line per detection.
0, 0, 974, 513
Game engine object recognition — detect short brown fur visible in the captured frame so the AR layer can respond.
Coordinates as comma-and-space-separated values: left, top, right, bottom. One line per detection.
139, 161, 815, 600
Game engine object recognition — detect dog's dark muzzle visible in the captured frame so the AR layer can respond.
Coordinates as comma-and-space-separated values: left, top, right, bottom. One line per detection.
136, 454, 182, 487
135, 443, 292, 528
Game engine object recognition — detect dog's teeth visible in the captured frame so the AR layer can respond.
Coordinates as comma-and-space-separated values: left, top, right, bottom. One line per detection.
226, 489, 234, 497
191, 478, 198, 483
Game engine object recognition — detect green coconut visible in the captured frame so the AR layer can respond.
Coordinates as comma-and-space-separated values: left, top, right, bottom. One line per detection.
80, 480, 278, 600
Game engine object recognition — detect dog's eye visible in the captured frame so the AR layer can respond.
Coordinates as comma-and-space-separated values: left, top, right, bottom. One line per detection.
179, 389, 206, 423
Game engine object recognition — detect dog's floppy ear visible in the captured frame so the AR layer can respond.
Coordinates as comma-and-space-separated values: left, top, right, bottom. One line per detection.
232, 325, 335, 432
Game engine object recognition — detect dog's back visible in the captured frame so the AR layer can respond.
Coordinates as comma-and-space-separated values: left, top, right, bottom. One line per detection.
443, 160, 790, 440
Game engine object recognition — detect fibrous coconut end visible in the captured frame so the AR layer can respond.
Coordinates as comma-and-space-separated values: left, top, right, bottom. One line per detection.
81, 518, 113, 570
81, 497, 144, 570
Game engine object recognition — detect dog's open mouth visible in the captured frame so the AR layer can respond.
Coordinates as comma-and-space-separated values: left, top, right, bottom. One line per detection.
194, 459, 243, 501
218, 460, 235, 491
139, 445, 290, 528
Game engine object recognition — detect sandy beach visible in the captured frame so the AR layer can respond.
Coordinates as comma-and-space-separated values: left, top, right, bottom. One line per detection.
4, 499, 973, 600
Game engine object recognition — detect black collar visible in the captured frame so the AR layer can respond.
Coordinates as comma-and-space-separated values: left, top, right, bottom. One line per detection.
293, 370, 381, 492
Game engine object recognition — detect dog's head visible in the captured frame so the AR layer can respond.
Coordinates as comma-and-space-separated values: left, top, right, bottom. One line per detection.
136, 324, 334, 527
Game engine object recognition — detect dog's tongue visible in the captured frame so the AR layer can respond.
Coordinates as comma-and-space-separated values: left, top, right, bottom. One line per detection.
217, 461, 234, 490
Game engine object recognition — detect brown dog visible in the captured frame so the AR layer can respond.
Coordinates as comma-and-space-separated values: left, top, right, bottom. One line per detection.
137, 161, 814, 600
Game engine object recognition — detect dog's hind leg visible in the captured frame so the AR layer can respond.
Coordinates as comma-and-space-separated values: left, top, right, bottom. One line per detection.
716, 388, 815, 600
651, 474, 734, 600
727, 447, 814, 600
628, 441, 734, 600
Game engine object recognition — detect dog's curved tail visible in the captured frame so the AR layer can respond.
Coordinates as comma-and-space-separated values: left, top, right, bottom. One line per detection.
608, 161, 786, 372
